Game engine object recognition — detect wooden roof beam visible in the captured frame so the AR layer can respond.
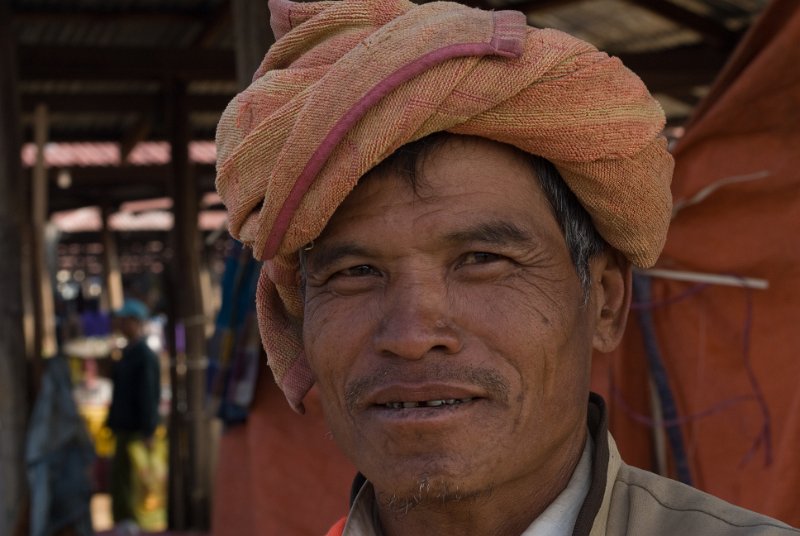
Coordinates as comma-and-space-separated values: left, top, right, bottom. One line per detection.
20, 93, 233, 113
21, 92, 154, 112
45, 164, 217, 212
45, 163, 215, 185
18, 46, 236, 81
194, 0, 233, 47
19, 43, 725, 92
627, 0, 740, 47
618, 44, 729, 92
498, 0, 584, 13
21, 127, 218, 144
49, 185, 168, 213
455, 0, 583, 12
120, 116, 153, 163
12, 6, 214, 24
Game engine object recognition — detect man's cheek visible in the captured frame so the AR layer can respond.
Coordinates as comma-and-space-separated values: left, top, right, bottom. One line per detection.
303, 301, 346, 349
304, 311, 352, 398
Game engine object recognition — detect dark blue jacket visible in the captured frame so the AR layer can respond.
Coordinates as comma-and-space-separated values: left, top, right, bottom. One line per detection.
106, 338, 161, 436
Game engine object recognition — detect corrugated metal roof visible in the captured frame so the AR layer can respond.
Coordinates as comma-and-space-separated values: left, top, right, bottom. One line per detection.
529, 1, 701, 53
50, 205, 227, 233
14, 0, 229, 47
20, 140, 216, 167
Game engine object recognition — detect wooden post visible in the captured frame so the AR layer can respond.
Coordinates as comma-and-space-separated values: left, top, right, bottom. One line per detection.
232, 0, 272, 90
0, 3, 30, 533
31, 103, 58, 360
166, 80, 211, 529
163, 257, 185, 530
100, 204, 124, 312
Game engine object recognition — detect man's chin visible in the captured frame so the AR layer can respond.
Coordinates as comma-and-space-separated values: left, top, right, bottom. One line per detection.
374, 476, 491, 515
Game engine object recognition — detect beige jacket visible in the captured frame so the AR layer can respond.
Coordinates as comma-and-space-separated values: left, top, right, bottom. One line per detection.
576, 395, 798, 535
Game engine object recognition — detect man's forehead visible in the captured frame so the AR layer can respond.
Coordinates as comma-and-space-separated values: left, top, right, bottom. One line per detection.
361, 134, 532, 188
326, 136, 539, 215
305, 139, 565, 268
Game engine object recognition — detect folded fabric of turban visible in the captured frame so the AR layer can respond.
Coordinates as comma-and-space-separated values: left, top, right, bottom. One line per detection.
215, 0, 674, 411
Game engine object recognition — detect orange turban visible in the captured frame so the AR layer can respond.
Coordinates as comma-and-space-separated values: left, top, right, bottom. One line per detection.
215, 0, 673, 411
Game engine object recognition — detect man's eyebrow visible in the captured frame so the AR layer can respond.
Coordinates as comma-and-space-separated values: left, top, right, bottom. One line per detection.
304, 221, 532, 271
304, 242, 372, 272
444, 220, 532, 246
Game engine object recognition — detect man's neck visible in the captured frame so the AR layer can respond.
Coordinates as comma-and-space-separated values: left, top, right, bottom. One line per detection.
373, 431, 588, 536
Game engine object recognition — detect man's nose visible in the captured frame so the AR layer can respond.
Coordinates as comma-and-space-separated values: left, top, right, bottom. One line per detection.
372, 276, 462, 360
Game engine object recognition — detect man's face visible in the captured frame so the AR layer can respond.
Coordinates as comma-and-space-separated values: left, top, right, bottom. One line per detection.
302, 136, 609, 509
114, 316, 141, 341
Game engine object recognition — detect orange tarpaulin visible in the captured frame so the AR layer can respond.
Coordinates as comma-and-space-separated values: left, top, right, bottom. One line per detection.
211, 373, 354, 535
592, 0, 800, 525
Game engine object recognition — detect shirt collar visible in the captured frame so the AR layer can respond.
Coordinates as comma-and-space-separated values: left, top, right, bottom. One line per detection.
520, 434, 593, 536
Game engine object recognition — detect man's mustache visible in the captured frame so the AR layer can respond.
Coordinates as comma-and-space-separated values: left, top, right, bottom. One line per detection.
344, 363, 510, 410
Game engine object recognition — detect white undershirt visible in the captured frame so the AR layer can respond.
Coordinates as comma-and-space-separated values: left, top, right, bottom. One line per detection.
343, 434, 593, 536
521, 434, 593, 536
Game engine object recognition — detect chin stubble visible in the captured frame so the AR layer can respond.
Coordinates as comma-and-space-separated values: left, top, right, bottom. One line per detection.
378, 476, 494, 516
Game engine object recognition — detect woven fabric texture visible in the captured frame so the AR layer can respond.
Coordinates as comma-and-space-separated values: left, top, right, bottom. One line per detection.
215, 0, 674, 410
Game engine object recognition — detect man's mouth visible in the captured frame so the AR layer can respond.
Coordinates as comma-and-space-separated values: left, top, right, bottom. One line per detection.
381, 397, 475, 409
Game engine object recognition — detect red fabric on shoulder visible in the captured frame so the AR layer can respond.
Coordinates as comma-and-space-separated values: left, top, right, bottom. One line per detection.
325, 517, 347, 536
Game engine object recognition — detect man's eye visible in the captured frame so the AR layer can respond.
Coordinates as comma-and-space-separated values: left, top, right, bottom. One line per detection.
339, 264, 379, 277
461, 252, 502, 265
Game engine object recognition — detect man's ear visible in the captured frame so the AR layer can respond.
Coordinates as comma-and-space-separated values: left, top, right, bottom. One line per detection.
590, 249, 633, 353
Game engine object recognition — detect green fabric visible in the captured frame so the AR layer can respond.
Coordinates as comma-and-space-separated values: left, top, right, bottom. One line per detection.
110, 431, 137, 523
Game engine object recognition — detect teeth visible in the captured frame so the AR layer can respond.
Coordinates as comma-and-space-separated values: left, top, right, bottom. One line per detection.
384, 398, 474, 409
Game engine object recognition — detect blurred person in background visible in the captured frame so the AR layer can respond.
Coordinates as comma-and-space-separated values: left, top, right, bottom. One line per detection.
106, 298, 160, 532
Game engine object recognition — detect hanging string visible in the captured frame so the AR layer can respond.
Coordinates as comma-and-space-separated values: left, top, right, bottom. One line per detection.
737, 285, 773, 468
610, 383, 756, 428
631, 281, 710, 311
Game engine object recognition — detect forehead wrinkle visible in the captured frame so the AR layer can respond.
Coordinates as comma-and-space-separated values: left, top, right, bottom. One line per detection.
305, 241, 372, 272
443, 220, 533, 247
